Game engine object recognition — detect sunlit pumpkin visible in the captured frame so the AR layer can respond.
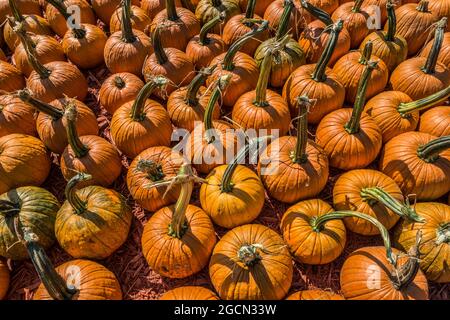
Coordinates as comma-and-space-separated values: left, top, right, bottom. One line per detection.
160, 286, 219, 300
109, 5, 151, 34
0, 93, 36, 138
418, 106, 450, 137
286, 290, 345, 300
332, 0, 370, 48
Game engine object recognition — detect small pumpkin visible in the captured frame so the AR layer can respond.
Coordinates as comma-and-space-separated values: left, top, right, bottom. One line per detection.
127, 146, 184, 212
160, 286, 219, 300
91, 0, 141, 23
60, 105, 122, 187
98, 72, 144, 115
18, 90, 98, 154
315, 61, 383, 170
379, 132, 450, 200
110, 5, 151, 34
141, 0, 182, 20
419, 106, 450, 137
0, 258, 9, 299
286, 290, 345, 300
209, 223, 293, 300
0, 93, 36, 138
0, 60, 25, 93
332, 0, 370, 48
258, 97, 329, 203
195, 0, 241, 34
0, 134, 51, 196
141, 164, 217, 278
420, 32, 450, 69
111, 76, 173, 159
0, 186, 59, 260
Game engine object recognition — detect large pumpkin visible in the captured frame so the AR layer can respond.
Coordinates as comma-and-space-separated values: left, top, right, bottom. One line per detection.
0, 93, 36, 138
160, 286, 219, 300
0, 258, 8, 299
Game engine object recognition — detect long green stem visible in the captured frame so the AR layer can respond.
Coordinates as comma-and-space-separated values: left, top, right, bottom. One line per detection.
166, 0, 179, 21
244, 0, 256, 19
352, 0, 363, 12
254, 50, 272, 106
359, 41, 372, 65
65, 173, 92, 215
417, 135, 450, 163
65, 103, 89, 158
153, 27, 168, 65
385, 0, 396, 42
397, 85, 450, 115
198, 13, 223, 45
276, 0, 294, 40
18, 90, 64, 119
300, 0, 333, 25
185, 65, 215, 105
344, 61, 377, 134
423, 17, 447, 74
130, 76, 168, 121
121, 0, 136, 43
8, 0, 24, 22
204, 74, 231, 143
292, 96, 311, 164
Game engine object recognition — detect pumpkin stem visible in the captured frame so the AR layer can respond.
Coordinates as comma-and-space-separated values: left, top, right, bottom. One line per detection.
423, 17, 447, 74
276, 0, 294, 40
292, 96, 312, 164
344, 61, 377, 134
204, 74, 231, 143
130, 75, 168, 121
199, 13, 224, 45
417, 134, 450, 163
311, 20, 343, 82
121, 0, 136, 43
0, 200, 20, 217
244, 0, 256, 19
136, 160, 165, 181
114, 75, 126, 89
65, 173, 92, 215
222, 20, 269, 71
8, 0, 24, 22
166, 0, 179, 21
385, 0, 396, 42
300, 0, 333, 25
358, 41, 372, 65
238, 244, 263, 266
185, 65, 216, 106
65, 103, 90, 158
212, 0, 222, 7
391, 231, 422, 290
352, 0, 363, 12
397, 85, 450, 115
310, 210, 396, 265
152, 26, 168, 65
436, 222, 450, 245
360, 187, 424, 222
18, 89, 64, 119
254, 49, 273, 106
416, 0, 429, 13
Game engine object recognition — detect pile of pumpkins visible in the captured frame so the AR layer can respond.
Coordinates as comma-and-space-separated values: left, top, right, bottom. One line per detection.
0, 0, 449, 300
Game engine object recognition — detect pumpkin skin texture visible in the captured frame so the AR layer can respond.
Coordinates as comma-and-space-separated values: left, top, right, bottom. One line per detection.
420, 32, 450, 69
331, 1, 370, 48
141, 0, 182, 20
99, 73, 144, 115
0, 134, 51, 196
195, 0, 241, 34
160, 286, 219, 300
209, 224, 293, 300
394, 202, 450, 283
0, 186, 59, 260
333, 169, 404, 235
199, 165, 265, 228
186, 33, 227, 70
286, 290, 345, 300
34, 259, 123, 300
429, 0, 450, 31
281, 199, 346, 265
379, 132, 450, 200
141, 204, 217, 278
91, 0, 141, 23
0, 258, 9, 299
110, 5, 151, 34
3, 14, 52, 51
340, 246, 429, 300
0, 61, 25, 93
0, 94, 36, 138
127, 146, 184, 212
419, 106, 450, 137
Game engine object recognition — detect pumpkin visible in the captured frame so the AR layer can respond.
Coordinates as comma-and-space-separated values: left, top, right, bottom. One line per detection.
359, 1, 407, 71
110, 5, 151, 34
379, 132, 450, 200
286, 290, 345, 300
55, 173, 132, 259
141, 0, 182, 20
420, 32, 450, 69
206, 21, 267, 108
18, 90, 98, 154
316, 61, 382, 170
45, 0, 96, 37
361, 0, 395, 25
186, 13, 227, 69
392, 0, 439, 55
167, 66, 219, 132
283, 20, 345, 123
150, 0, 200, 51
255, 0, 306, 88
209, 223, 293, 300
419, 106, 450, 137
0, 0, 40, 23
127, 146, 184, 212
258, 96, 329, 203
111, 76, 173, 158
0, 61, 25, 93
232, 49, 291, 136
141, 164, 217, 278
309, 0, 339, 14
298, 1, 351, 64
0, 258, 8, 299
0, 93, 36, 138
104, 0, 153, 76
91, 0, 141, 23
333, 41, 389, 104
199, 136, 267, 228
195, 0, 241, 34
333, 169, 423, 235
99, 72, 144, 115
394, 202, 450, 283
390, 17, 450, 101
332, 0, 370, 48
238, 0, 270, 17
222, 0, 269, 56
60, 105, 122, 187
0, 186, 59, 260
0, 134, 51, 196
429, 0, 450, 31
160, 286, 219, 300
142, 26, 195, 100
364, 85, 450, 142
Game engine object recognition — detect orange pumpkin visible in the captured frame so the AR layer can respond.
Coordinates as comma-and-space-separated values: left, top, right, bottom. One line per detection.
258, 97, 329, 203
286, 290, 345, 300
361, 0, 396, 25
419, 106, 450, 137
420, 32, 450, 69
0, 60, 25, 93
332, 0, 370, 48
160, 286, 219, 300
141, 164, 217, 278
209, 224, 293, 300
109, 5, 151, 34
45, 0, 95, 37
195, 0, 241, 34
239, 0, 271, 17
316, 61, 383, 170
111, 76, 173, 159
429, 0, 450, 31
91, 0, 141, 23
0, 93, 36, 138
0, 0, 40, 24
141, 0, 182, 20
0, 258, 9, 299
379, 132, 450, 200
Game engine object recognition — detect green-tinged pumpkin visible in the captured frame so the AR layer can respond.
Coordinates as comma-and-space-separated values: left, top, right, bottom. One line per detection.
0, 93, 36, 138
195, 0, 241, 34
160, 286, 219, 300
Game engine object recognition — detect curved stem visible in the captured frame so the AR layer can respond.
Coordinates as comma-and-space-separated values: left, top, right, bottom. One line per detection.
312, 20, 343, 82
18, 90, 64, 119
166, 0, 179, 21
300, 0, 333, 25
358, 41, 372, 65
198, 13, 223, 45
8, 0, 24, 22
136, 160, 165, 181
391, 231, 422, 290
254, 50, 272, 106
244, 0, 256, 19
185, 65, 215, 106
423, 17, 447, 74
397, 85, 450, 115
344, 61, 377, 134
65, 173, 91, 215
292, 96, 311, 164
222, 20, 268, 71
416, 0, 429, 13
276, 0, 294, 40
65, 103, 90, 158
153, 27, 168, 65
121, 0, 136, 43
417, 135, 450, 163
204, 74, 231, 143
131, 76, 168, 121
385, 0, 396, 42
352, 0, 363, 12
